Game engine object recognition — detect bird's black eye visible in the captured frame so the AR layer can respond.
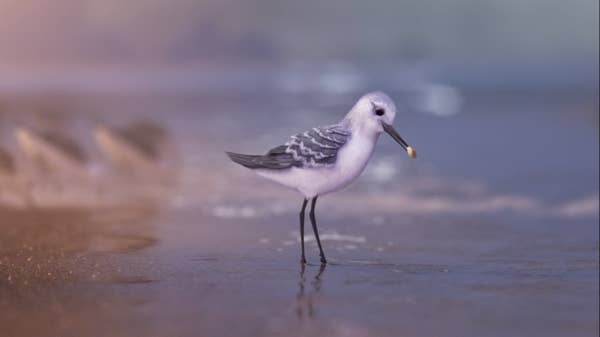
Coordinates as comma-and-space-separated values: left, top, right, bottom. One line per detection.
374, 107, 385, 116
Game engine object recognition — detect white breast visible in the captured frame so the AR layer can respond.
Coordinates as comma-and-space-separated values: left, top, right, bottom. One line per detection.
256, 132, 378, 198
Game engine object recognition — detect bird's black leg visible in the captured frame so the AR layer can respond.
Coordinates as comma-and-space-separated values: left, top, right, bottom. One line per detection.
299, 199, 309, 264
309, 196, 327, 264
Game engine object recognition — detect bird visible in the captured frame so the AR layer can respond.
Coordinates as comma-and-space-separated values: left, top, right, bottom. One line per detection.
227, 91, 416, 265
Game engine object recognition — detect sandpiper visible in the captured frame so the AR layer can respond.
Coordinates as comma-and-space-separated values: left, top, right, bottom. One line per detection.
227, 92, 416, 264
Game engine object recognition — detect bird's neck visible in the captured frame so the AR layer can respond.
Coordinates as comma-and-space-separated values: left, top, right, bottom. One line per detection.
343, 117, 381, 143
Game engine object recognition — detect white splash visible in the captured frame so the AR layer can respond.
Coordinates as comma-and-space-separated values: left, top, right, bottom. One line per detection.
299, 231, 367, 244
364, 158, 397, 183
555, 195, 599, 217
415, 83, 463, 117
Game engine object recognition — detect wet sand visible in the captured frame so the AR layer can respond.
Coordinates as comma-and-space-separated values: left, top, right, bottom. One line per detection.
0, 90, 598, 337
1, 206, 597, 337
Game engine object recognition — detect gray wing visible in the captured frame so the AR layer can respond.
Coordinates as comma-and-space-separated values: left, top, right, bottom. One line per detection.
284, 123, 351, 168
227, 123, 350, 170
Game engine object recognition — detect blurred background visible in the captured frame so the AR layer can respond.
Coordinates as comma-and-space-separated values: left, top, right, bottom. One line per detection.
0, 1, 598, 337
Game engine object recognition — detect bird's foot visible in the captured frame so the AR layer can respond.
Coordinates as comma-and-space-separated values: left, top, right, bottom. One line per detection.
320, 256, 327, 265
300, 257, 307, 265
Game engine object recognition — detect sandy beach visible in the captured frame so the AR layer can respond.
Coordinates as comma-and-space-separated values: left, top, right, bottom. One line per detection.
1, 87, 597, 337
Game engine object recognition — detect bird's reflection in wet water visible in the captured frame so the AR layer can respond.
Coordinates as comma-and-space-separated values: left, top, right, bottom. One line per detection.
295, 263, 327, 321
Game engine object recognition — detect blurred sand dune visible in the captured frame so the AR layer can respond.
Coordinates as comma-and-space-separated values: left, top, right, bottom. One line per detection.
95, 121, 177, 177
16, 127, 89, 178
0, 146, 15, 175
0, 116, 178, 209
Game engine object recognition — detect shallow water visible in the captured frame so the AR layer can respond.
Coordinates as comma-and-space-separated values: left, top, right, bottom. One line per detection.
0, 86, 598, 336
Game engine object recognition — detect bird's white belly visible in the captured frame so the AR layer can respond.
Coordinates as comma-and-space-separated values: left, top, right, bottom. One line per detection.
256, 134, 377, 198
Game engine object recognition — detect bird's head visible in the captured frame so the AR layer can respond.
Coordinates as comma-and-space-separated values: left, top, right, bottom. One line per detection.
346, 91, 416, 158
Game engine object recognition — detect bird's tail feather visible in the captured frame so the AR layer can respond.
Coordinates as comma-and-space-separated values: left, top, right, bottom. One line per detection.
226, 152, 264, 169
226, 151, 298, 170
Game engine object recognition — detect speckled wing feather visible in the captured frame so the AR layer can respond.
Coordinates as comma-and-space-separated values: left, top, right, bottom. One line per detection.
284, 123, 351, 168
227, 123, 350, 170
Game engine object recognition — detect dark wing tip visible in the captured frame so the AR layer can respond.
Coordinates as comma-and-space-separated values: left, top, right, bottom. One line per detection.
226, 149, 299, 170
226, 151, 258, 169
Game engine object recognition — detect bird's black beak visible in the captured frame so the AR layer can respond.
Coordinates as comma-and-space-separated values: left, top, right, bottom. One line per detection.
382, 122, 416, 158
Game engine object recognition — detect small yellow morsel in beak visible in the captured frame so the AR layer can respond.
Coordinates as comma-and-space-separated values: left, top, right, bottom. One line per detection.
407, 146, 417, 159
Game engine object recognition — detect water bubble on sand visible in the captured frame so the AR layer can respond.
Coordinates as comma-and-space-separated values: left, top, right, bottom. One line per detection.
299, 231, 366, 244
212, 205, 259, 218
